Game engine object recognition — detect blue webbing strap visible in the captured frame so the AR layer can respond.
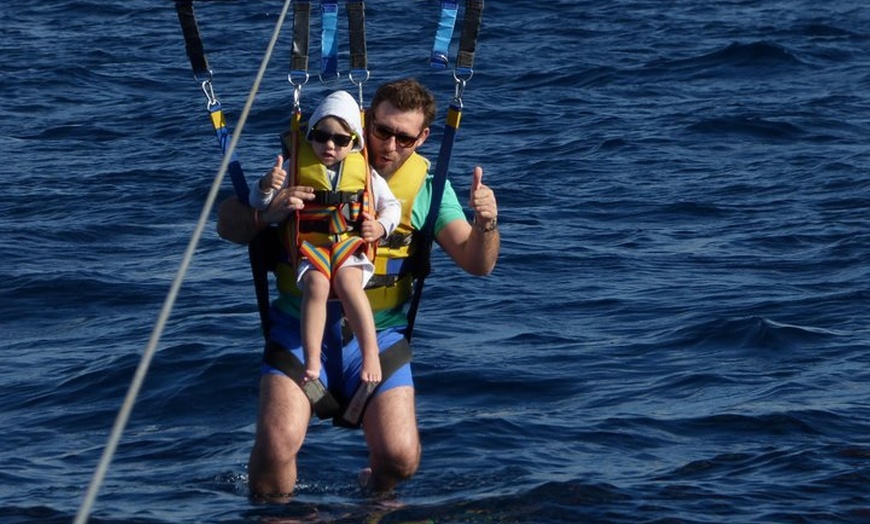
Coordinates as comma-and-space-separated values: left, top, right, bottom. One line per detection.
430, 0, 459, 69
320, 0, 339, 79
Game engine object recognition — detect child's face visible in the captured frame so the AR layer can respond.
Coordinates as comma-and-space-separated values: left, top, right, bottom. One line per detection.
310, 116, 355, 167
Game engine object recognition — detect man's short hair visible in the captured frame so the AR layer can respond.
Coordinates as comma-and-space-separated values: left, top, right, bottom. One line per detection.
369, 78, 437, 130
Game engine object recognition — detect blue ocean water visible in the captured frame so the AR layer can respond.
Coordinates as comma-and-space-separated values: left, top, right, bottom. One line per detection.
2, 0, 870, 522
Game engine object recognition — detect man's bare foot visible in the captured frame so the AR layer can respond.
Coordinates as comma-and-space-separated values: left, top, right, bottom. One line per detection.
358, 467, 372, 489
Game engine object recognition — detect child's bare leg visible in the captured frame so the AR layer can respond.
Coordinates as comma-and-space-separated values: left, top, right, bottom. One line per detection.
333, 266, 381, 383
300, 269, 330, 383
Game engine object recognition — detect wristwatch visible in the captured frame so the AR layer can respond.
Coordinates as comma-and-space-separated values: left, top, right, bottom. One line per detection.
474, 216, 498, 233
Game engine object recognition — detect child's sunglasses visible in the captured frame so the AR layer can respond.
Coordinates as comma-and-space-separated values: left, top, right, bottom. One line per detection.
308, 129, 355, 148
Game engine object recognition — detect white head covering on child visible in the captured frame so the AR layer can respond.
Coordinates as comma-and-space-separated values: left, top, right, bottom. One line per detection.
308, 90, 365, 152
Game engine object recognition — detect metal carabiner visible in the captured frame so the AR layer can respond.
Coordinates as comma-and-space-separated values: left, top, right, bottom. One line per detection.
287, 71, 309, 113
291, 84, 303, 113
349, 69, 370, 107
200, 78, 219, 108
452, 70, 472, 108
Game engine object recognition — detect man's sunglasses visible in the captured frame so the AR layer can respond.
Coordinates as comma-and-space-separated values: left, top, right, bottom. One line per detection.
369, 121, 423, 148
308, 128, 355, 148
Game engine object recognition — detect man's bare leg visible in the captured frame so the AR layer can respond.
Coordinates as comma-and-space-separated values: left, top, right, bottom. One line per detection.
248, 372, 312, 500
361, 385, 421, 492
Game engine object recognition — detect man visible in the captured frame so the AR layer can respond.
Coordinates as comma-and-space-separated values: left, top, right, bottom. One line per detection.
216, 78, 499, 498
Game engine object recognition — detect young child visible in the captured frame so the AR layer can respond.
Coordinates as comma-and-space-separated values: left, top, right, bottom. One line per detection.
250, 90, 400, 386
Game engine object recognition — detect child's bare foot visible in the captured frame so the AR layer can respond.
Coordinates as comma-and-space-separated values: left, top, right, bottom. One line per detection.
303, 366, 320, 384
360, 360, 382, 384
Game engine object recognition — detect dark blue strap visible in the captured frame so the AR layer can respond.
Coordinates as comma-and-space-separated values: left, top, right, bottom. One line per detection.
405, 102, 462, 339
208, 103, 250, 204
426, 103, 461, 250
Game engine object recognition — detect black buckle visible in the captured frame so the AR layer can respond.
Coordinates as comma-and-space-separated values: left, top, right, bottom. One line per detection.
312, 190, 363, 206
380, 233, 412, 249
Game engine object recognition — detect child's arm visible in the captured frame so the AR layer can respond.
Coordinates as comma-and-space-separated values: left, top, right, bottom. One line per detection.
370, 170, 400, 238
249, 155, 288, 209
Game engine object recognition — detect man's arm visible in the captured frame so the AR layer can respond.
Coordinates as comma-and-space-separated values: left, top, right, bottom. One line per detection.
436, 218, 499, 276
435, 166, 499, 276
216, 196, 259, 245
216, 185, 317, 245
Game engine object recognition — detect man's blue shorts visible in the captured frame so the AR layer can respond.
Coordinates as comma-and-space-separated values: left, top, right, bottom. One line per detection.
262, 304, 414, 400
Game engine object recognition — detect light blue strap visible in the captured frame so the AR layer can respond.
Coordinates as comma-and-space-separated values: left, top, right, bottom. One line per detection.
430, 0, 459, 69
320, 0, 339, 78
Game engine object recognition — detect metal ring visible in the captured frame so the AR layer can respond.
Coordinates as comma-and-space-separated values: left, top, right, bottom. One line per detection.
288, 70, 310, 87
318, 71, 341, 85
349, 69, 370, 86
453, 68, 474, 84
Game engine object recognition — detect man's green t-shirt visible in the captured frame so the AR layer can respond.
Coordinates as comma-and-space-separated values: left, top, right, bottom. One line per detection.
274, 175, 466, 329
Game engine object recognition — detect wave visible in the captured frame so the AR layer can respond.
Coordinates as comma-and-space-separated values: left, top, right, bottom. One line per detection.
640, 41, 804, 80
662, 315, 844, 352
686, 115, 807, 140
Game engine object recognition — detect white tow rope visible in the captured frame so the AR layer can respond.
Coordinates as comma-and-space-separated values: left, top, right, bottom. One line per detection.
73, 1, 294, 521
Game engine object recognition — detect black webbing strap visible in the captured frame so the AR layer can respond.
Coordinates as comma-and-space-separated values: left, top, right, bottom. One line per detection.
456, 0, 484, 74
264, 341, 342, 419
248, 227, 281, 341
263, 338, 412, 427
174, 1, 210, 80
334, 338, 413, 428
404, 102, 462, 340
346, 0, 367, 74
290, 0, 312, 76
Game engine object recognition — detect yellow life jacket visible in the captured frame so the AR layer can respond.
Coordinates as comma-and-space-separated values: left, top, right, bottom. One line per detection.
364, 152, 429, 313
